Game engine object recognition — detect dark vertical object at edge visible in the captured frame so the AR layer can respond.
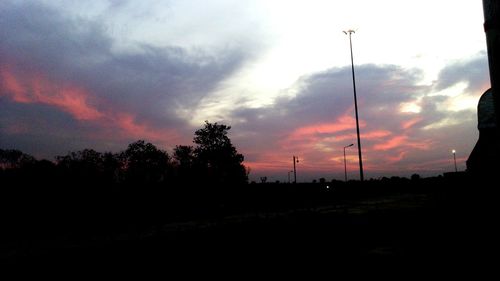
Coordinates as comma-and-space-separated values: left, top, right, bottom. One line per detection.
483, 0, 500, 144
467, 3, 500, 175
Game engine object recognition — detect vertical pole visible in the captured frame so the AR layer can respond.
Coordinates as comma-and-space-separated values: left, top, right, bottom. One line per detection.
454, 152, 458, 172
347, 32, 365, 181
344, 147, 348, 182
293, 156, 297, 183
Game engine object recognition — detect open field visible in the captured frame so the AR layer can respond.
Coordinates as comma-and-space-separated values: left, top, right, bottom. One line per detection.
2, 177, 497, 269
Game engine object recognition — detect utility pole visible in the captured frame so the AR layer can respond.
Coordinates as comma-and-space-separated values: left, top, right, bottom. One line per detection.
452, 150, 458, 172
344, 144, 354, 182
344, 30, 364, 181
293, 156, 299, 183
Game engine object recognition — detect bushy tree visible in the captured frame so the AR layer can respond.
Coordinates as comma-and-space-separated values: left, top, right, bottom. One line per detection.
0, 149, 36, 169
173, 145, 195, 168
102, 152, 123, 183
56, 149, 112, 184
173, 145, 195, 182
0, 149, 39, 185
193, 121, 247, 185
120, 140, 171, 184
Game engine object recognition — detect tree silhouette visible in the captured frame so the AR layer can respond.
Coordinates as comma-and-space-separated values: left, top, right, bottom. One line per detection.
193, 121, 247, 185
173, 145, 195, 168
120, 140, 171, 185
0, 149, 36, 169
173, 145, 195, 182
102, 152, 123, 184
56, 149, 106, 184
0, 149, 38, 186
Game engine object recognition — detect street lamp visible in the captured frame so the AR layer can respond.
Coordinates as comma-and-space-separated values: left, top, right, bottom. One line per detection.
293, 156, 299, 183
452, 150, 458, 172
344, 144, 354, 182
343, 29, 364, 181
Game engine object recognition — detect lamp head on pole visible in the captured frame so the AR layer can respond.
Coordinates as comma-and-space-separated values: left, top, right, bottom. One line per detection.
344, 143, 354, 149
452, 149, 456, 154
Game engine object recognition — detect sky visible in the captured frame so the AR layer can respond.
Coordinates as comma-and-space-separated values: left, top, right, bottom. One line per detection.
0, 0, 491, 182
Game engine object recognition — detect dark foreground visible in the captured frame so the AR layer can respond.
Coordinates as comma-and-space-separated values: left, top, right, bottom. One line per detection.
1, 177, 498, 271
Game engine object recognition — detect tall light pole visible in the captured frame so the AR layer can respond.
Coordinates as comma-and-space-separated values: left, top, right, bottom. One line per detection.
344, 29, 364, 181
344, 144, 354, 182
293, 156, 299, 183
452, 150, 458, 172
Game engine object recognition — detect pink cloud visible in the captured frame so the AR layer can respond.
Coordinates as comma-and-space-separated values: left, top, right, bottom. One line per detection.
244, 108, 438, 179
1, 69, 31, 103
110, 112, 180, 144
1, 68, 103, 120
291, 115, 357, 137
256, 114, 424, 177
334, 130, 392, 142
281, 114, 364, 150
32, 75, 103, 121
1, 66, 180, 145
242, 150, 295, 177
401, 117, 423, 130
373, 136, 408, 151
244, 160, 290, 172
386, 151, 408, 163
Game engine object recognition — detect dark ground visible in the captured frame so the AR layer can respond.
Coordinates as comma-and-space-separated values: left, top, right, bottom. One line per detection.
1, 178, 498, 272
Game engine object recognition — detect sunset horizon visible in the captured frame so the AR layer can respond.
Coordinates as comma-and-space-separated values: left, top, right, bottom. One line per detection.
0, 0, 489, 182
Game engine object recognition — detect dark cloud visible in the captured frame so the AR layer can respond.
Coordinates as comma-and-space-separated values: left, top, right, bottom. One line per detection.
233, 64, 426, 139
434, 52, 489, 93
417, 53, 489, 130
0, 97, 103, 159
0, 1, 248, 157
0, 1, 488, 179
1, 1, 245, 118
230, 63, 481, 180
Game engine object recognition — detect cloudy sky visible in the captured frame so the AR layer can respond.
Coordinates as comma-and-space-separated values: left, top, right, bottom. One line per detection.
0, 0, 490, 181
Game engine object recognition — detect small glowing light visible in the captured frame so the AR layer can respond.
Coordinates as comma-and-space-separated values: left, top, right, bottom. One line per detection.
452, 150, 456, 154
326, 186, 330, 189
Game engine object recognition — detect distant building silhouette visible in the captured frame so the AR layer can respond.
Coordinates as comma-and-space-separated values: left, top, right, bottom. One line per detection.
467, 88, 498, 175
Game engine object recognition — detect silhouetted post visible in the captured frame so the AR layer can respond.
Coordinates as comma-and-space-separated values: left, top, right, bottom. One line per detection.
344, 144, 354, 181
288, 170, 293, 183
452, 150, 458, 172
483, 0, 500, 136
293, 156, 299, 183
344, 30, 364, 181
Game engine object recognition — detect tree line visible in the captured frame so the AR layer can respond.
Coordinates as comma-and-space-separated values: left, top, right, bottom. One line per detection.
0, 121, 248, 189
